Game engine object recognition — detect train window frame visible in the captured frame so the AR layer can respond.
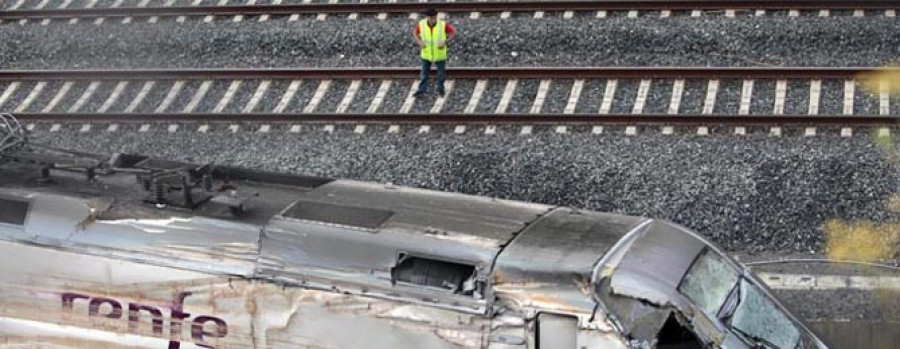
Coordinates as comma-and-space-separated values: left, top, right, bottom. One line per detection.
676, 247, 740, 319
724, 277, 802, 349
0, 196, 30, 227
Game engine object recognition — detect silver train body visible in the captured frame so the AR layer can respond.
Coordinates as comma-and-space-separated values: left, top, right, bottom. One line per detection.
0, 152, 827, 349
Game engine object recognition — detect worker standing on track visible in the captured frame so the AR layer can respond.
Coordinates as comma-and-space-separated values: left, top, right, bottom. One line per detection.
414, 8, 455, 97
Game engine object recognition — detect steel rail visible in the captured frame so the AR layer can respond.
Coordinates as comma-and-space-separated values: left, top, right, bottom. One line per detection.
2, 1, 899, 19
12, 113, 900, 126
0, 67, 889, 81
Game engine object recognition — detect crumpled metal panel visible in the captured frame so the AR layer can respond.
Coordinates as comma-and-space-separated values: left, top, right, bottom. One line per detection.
0, 240, 493, 349
608, 220, 706, 308
0, 159, 641, 348
260, 216, 497, 314
259, 180, 553, 314
595, 276, 673, 342
493, 208, 646, 313
591, 220, 709, 342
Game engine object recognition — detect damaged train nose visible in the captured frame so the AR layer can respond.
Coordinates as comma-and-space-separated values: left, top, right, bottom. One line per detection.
592, 220, 830, 349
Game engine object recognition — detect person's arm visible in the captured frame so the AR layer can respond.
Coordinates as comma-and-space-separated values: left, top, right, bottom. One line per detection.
414, 26, 424, 48
438, 24, 454, 48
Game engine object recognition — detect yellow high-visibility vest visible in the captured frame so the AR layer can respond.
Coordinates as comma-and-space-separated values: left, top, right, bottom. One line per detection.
418, 19, 448, 62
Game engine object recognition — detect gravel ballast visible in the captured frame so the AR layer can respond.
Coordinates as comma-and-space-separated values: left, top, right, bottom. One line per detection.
27, 129, 900, 255
2, 16, 899, 69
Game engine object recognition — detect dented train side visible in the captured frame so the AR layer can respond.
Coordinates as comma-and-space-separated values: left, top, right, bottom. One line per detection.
0, 177, 632, 348
0, 153, 829, 348
0, 239, 630, 348
0, 240, 492, 348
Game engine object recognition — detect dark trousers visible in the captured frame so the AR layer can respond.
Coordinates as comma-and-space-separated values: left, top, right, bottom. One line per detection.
417, 59, 446, 94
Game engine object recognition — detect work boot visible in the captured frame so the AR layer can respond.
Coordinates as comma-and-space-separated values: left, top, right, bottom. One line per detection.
414, 91, 426, 98
436, 90, 445, 97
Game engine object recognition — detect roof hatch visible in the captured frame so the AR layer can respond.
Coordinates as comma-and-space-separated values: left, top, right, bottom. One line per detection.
281, 200, 394, 229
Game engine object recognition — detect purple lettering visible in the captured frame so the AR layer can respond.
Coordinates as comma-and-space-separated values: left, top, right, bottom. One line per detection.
192, 315, 228, 348
168, 292, 193, 349
89, 298, 122, 319
128, 303, 164, 335
61, 293, 89, 311
60, 291, 227, 349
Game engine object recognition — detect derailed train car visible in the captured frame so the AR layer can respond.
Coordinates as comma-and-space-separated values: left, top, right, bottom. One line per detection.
0, 149, 828, 348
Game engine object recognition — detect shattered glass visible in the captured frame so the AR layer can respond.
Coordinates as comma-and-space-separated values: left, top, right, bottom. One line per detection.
677, 249, 740, 317
729, 279, 801, 349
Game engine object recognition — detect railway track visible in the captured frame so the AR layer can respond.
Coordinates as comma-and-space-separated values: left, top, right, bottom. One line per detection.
14, 113, 900, 138
3, 67, 898, 135
0, 67, 879, 80
2, 0, 898, 24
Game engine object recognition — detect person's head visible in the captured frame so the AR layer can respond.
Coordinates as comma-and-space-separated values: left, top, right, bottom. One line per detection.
424, 8, 438, 24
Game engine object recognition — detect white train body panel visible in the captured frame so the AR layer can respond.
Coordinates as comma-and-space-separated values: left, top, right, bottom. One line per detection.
0, 151, 825, 348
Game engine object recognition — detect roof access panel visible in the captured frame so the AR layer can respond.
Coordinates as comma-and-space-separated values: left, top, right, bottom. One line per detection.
279, 179, 553, 249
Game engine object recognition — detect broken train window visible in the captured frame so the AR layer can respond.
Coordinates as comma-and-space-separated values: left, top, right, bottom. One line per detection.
391, 254, 482, 298
725, 278, 801, 349
677, 248, 740, 318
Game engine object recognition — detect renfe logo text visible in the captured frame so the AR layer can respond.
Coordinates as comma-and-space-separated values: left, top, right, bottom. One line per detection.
61, 291, 228, 349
